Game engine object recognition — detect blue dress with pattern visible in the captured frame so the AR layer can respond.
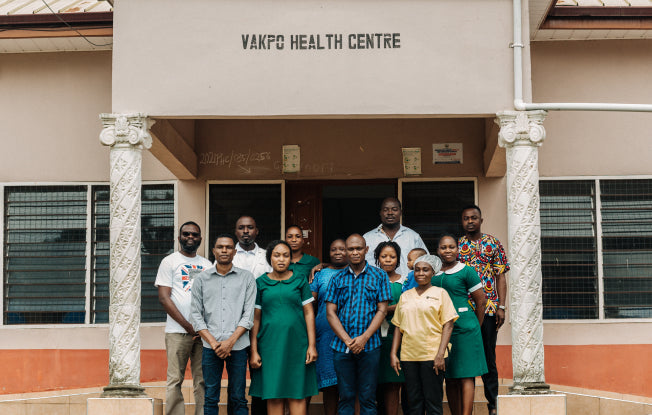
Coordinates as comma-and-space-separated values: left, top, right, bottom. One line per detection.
310, 268, 340, 389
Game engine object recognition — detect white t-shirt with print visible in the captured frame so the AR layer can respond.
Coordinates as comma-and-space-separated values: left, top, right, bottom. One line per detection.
154, 251, 213, 333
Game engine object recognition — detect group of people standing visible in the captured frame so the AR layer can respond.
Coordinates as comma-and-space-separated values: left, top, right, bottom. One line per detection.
154, 197, 509, 415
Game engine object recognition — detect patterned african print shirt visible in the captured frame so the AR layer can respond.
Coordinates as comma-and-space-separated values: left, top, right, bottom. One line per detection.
458, 234, 510, 316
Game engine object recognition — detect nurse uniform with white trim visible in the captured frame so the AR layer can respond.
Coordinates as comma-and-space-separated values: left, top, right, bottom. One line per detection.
431, 262, 488, 379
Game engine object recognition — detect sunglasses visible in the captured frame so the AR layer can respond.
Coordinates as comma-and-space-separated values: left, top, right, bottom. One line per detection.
182, 231, 200, 237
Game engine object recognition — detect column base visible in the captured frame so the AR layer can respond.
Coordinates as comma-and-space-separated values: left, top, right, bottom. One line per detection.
498, 394, 565, 415
509, 382, 551, 395
101, 383, 147, 398
88, 397, 162, 415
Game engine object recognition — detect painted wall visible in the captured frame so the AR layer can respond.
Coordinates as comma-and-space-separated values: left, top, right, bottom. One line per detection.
2, 36, 652, 398
531, 40, 652, 177
196, 118, 486, 180
0, 51, 174, 182
528, 39, 652, 399
111, 0, 514, 116
1, 322, 650, 397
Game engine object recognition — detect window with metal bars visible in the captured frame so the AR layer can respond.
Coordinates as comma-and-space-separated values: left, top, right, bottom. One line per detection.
3, 184, 175, 325
540, 180, 598, 319
600, 179, 652, 318
3, 186, 88, 324
401, 180, 476, 251
208, 183, 282, 262
91, 184, 175, 323
540, 178, 652, 319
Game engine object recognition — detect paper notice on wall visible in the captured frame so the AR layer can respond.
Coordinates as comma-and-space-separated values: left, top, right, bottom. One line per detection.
402, 147, 422, 176
282, 145, 301, 173
433, 143, 463, 164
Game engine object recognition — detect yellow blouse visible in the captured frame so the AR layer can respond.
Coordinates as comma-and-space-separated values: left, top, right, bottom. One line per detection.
391, 286, 459, 361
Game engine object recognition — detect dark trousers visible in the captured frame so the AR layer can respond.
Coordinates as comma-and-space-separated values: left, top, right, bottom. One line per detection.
480, 315, 499, 411
248, 345, 267, 415
251, 396, 267, 415
333, 348, 381, 415
402, 361, 445, 415
202, 348, 248, 415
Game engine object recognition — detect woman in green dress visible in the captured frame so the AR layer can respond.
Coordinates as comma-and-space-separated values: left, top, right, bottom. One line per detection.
249, 240, 319, 415
432, 234, 487, 415
375, 241, 405, 415
286, 225, 321, 280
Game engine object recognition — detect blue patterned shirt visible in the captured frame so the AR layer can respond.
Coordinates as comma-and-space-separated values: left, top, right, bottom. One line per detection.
401, 270, 417, 293
324, 262, 392, 353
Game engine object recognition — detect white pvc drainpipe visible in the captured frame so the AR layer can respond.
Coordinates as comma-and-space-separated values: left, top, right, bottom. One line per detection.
512, 0, 652, 112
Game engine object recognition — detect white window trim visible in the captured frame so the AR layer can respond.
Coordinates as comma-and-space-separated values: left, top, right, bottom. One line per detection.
0, 180, 177, 327
540, 176, 652, 323
205, 180, 286, 259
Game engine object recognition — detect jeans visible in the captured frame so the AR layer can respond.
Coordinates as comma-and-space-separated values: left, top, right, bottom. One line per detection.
481, 315, 499, 411
202, 347, 249, 415
333, 348, 381, 415
165, 333, 204, 415
402, 361, 445, 415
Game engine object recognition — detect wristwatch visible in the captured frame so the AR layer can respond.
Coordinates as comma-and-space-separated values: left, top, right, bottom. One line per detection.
498, 305, 506, 310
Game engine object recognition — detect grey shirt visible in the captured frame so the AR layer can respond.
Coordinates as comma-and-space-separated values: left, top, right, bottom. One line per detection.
190, 264, 256, 351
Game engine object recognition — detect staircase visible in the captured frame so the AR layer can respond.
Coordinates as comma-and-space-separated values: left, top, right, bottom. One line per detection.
1, 380, 650, 414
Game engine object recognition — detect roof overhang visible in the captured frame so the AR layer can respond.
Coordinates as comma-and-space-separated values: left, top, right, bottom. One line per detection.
531, 0, 652, 40
0, 1, 112, 52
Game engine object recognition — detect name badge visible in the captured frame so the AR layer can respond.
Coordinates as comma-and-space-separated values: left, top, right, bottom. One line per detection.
458, 307, 468, 312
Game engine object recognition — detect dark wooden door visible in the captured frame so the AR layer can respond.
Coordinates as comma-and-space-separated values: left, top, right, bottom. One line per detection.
285, 181, 323, 260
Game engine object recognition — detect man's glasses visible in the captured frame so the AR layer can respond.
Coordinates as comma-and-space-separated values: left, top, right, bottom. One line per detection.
182, 231, 200, 237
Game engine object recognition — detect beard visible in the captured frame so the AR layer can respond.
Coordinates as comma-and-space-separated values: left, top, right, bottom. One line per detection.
180, 240, 199, 253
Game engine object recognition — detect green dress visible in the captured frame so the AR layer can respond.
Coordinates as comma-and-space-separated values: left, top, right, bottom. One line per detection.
378, 275, 406, 384
249, 272, 319, 399
431, 262, 488, 379
289, 253, 321, 281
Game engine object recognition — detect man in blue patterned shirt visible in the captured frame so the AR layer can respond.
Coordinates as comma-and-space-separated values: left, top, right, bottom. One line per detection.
325, 234, 392, 415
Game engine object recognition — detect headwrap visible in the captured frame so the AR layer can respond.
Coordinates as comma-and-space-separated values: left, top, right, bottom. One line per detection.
414, 254, 442, 274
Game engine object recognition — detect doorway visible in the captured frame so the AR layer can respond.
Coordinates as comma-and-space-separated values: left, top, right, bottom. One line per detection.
207, 179, 475, 262
285, 180, 396, 260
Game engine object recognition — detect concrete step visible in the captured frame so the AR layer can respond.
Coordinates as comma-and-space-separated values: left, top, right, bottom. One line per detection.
144, 382, 509, 415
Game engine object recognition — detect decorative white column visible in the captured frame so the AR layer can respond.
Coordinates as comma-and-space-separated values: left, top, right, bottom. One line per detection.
99, 113, 153, 397
496, 110, 550, 394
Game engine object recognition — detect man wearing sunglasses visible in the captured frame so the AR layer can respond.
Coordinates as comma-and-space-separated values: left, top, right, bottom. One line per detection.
155, 221, 213, 415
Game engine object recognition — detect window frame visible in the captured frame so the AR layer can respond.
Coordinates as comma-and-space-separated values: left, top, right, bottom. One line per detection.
0, 180, 177, 327
541, 175, 652, 323
204, 180, 286, 259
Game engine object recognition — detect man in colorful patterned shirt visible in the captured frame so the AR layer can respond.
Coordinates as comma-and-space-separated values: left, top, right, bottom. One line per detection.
325, 234, 392, 415
458, 205, 509, 415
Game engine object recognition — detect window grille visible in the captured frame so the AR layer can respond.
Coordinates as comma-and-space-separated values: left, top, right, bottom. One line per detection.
600, 179, 652, 318
3, 186, 88, 324
208, 183, 282, 261
540, 180, 598, 319
401, 180, 476, 251
541, 178, 652, 319
91, 184, 175, 323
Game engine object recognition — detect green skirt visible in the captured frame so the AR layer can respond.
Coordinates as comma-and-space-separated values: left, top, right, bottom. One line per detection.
378, 335, 405, 384
445, 310, 488, 379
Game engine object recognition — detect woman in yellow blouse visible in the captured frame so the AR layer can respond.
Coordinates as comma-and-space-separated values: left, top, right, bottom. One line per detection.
389, 255, 458, 415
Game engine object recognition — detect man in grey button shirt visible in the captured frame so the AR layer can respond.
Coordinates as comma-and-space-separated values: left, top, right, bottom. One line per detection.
191, 234, 256, 415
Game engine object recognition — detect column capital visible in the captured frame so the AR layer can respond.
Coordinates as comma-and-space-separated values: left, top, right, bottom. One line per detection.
496, 110, 547, 148
99, 113, 154, 149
